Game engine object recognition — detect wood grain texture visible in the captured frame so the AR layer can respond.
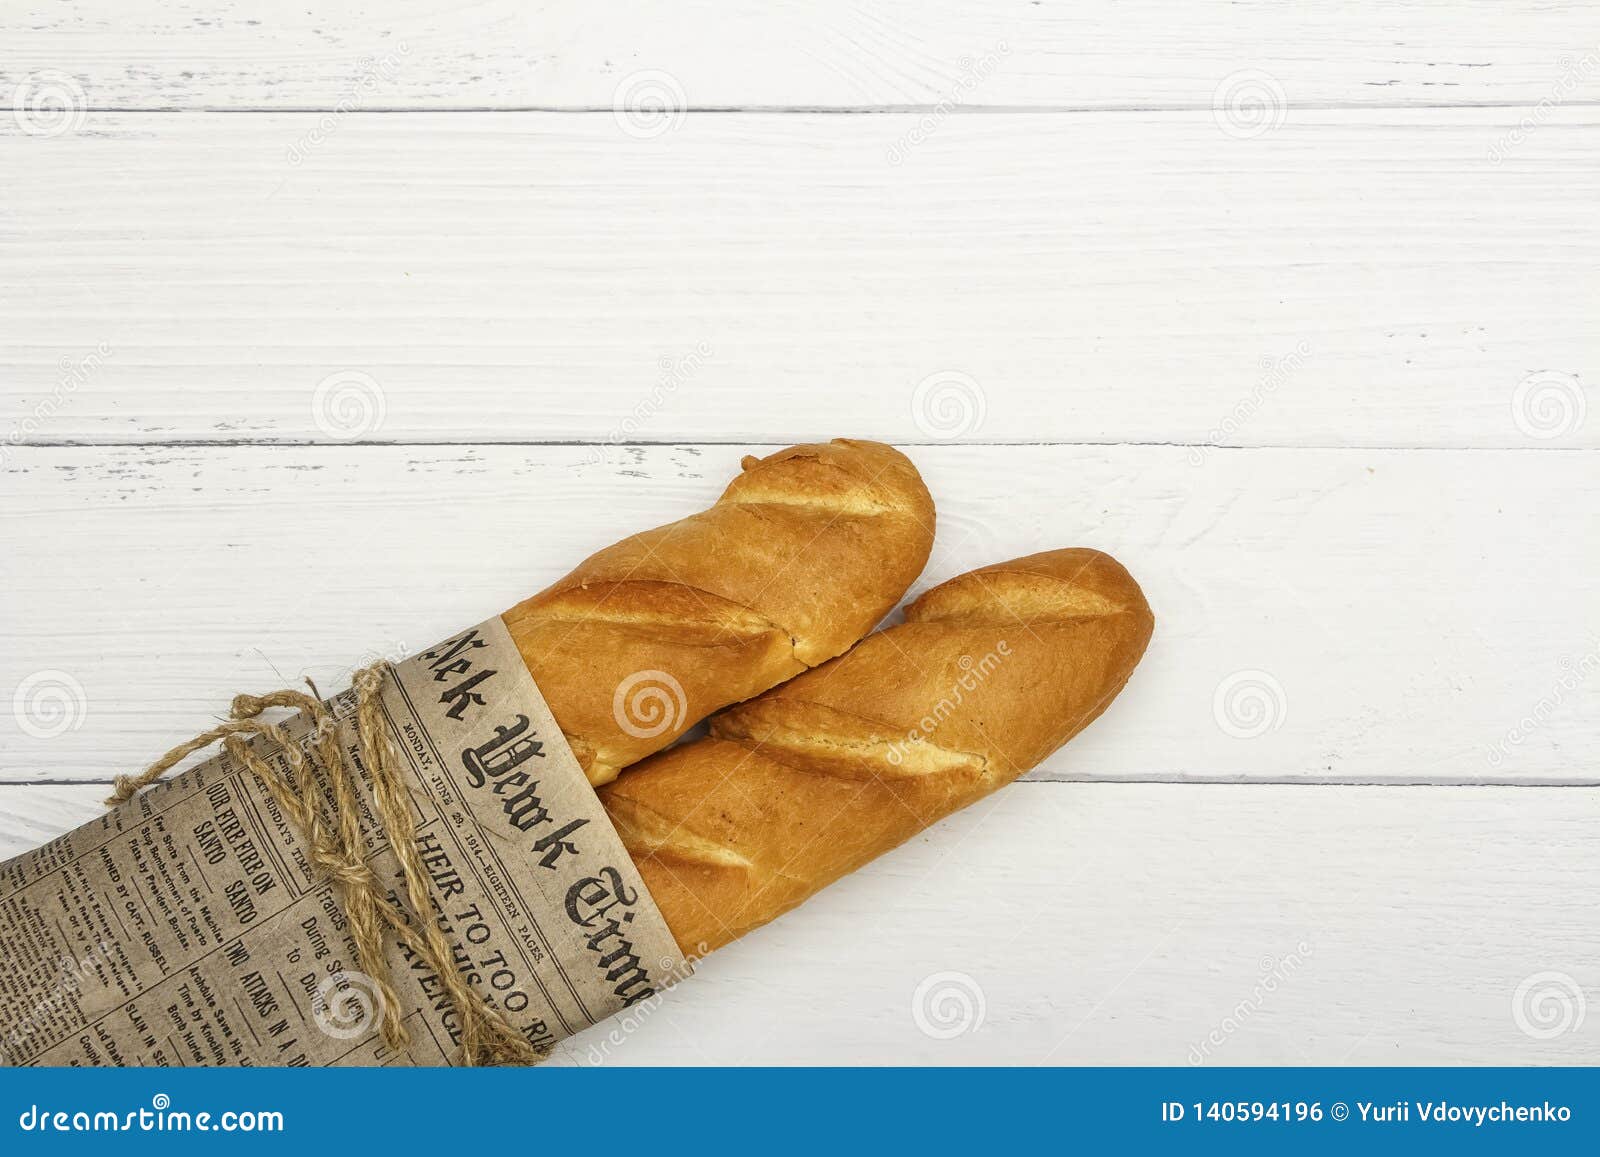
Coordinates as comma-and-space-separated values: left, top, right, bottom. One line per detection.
2, 110, 1595, 448
3, 1, 1597, 109
3, 781, 1595, 1064
2, 444, 1594, 786
2, 0, 1596, 1072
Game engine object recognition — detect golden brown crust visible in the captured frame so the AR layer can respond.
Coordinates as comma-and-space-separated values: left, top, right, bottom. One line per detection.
502, 439, 935, 785
600, 548, 1154, 954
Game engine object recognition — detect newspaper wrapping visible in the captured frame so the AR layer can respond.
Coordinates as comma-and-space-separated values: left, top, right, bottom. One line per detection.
0, 616, 688, 1066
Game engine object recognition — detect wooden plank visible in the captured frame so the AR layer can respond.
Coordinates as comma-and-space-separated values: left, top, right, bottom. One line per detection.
1, 444, 1594, 785
2, 109, 1596, 450
3, 1, 1597, 110
3, 781, 1595, 1064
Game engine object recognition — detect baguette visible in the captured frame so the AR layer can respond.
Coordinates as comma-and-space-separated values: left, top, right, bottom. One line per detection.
502, 439, 934, 785
599, 548, 1154, 953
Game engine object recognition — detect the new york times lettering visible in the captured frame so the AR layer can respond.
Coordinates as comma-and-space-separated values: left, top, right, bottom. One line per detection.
426, 629, 590, 870
458, 715, 591, 867
417, 622, 673, 1031
0, 615, 685, 1066
426, 629, 661, 1010
456, 707, 659, 1009
565, 869, 657, 1008
421, 628, 495, 720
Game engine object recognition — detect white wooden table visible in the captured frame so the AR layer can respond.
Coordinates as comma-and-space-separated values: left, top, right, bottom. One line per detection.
2, 2, 1596, 1065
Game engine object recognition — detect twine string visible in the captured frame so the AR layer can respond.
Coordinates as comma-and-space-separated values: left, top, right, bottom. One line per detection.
106, 663, 544, 1066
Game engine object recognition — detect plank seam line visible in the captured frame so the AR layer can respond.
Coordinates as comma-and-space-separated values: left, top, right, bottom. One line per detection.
46, 101, 1600, 115
9, 438, 1598, 454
